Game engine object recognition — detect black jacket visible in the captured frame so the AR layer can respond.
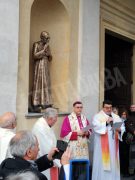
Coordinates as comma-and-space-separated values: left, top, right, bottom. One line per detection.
0, 155, 53, 180
126, 112, 135, 134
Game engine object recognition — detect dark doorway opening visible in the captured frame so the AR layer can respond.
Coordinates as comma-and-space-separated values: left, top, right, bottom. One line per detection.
104, 32, 133, 110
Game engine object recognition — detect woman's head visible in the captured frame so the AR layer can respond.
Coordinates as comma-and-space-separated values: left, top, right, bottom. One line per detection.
119, 109, 128, 120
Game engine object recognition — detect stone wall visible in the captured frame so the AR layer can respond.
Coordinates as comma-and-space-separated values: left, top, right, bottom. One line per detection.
0, 0, 19, 114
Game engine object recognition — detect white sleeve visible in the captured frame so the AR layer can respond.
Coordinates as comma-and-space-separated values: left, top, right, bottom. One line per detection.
117, 117, 125, 141
63, 164, 70, 180
32, 125, 55, 157
119, 123, 125, 141
92, 115, 107, 134
63, 132, 72, 142
113, 115, 125, 141
53, 159, 61, 168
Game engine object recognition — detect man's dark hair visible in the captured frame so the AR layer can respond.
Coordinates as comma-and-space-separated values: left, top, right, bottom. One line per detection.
102, 100, 112, 107
73, 101, 82, 107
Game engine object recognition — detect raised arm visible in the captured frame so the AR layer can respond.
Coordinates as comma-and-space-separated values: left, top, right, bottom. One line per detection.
33, 42, 50, 60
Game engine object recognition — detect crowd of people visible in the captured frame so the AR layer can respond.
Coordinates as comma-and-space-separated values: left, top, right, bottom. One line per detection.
0, 101, 135, 180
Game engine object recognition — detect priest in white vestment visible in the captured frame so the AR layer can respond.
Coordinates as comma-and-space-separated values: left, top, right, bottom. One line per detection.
32, 108, 59, 179
92, 100, 125, 180
0, 112, 16, 163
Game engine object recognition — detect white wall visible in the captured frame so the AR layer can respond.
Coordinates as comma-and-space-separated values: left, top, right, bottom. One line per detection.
0, 0, 19, 114
78, 0, 100, 120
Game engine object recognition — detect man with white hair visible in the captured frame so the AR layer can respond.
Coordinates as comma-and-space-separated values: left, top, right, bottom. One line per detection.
0, 130, 70, 180
32, 108, 59, 179
0, 112, 16, 163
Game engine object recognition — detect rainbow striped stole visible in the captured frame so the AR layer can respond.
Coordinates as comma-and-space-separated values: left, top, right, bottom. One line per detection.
101, 130, 119, 171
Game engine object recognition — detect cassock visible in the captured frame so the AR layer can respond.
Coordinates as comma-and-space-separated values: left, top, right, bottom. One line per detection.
0, 128, 15, 163
32, 117, 60, 179
92, 110, 125, 180
60, 112, 90, 159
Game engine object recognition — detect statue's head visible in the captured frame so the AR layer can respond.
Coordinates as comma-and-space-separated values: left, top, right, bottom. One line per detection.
40, 31, 50, 43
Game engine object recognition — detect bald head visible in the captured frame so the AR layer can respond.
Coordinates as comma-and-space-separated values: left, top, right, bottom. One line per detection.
40, 31, 50, 39
0, 112, 16, 129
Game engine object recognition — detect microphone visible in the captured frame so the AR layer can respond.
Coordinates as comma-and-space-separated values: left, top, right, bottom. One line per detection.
109, 114, 113, 127
108, 114, 115, 139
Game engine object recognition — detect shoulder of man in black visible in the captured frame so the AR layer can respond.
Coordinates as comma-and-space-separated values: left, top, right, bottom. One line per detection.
0, 157, 47, 180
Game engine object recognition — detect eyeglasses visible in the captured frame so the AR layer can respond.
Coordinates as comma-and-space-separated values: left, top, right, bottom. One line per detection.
104, 106, 112, 109
131, 106, 135, 109
75, 106, 83, 109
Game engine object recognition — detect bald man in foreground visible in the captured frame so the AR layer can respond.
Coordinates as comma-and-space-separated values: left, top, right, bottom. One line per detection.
0, 112, 16, 163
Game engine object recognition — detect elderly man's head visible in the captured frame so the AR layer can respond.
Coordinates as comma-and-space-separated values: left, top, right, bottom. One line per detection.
0, 112, 16, 129
43, 108, 58, 127
9, 130, 39, 160
130, 104, 135, 112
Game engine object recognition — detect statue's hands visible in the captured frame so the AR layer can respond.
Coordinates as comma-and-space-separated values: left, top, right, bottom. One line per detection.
46, 38, 50, 43
43, 43, 49, 51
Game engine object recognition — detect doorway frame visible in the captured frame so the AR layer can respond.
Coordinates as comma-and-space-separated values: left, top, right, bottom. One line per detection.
99, 20, 135, 108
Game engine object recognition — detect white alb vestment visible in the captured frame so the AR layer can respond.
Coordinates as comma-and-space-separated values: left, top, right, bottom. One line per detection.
32, 117, 59, 179
92, 111, 125, 180
0, 128, 15, 163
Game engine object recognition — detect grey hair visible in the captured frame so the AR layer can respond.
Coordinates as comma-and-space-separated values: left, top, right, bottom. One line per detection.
43, 108, 58, 119
0, 112, 16, 128
9, 130, 37, 158
5, 171, 39, 180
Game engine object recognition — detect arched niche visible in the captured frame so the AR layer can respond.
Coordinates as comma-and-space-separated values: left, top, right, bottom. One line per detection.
29, 0, 70, 112
17, 0, 79, 130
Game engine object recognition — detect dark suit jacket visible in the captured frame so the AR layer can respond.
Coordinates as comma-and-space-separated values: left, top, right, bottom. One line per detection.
126, 112, 135, 136
0, 155, 53, 180
59, 166, 65, 180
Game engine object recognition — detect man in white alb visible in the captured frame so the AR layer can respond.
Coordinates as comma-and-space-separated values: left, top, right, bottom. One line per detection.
0, 112, 16, 163
92, 100, 125, 180
32, 108, 59, 179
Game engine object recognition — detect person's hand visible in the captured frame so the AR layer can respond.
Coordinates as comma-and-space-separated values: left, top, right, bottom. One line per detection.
77, 130, 85, 136
116, 128, 121, 132
61, 147, 71, 165
106, 117, 113, 124
47, 147, 59, 161
84, 131, 89, 136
